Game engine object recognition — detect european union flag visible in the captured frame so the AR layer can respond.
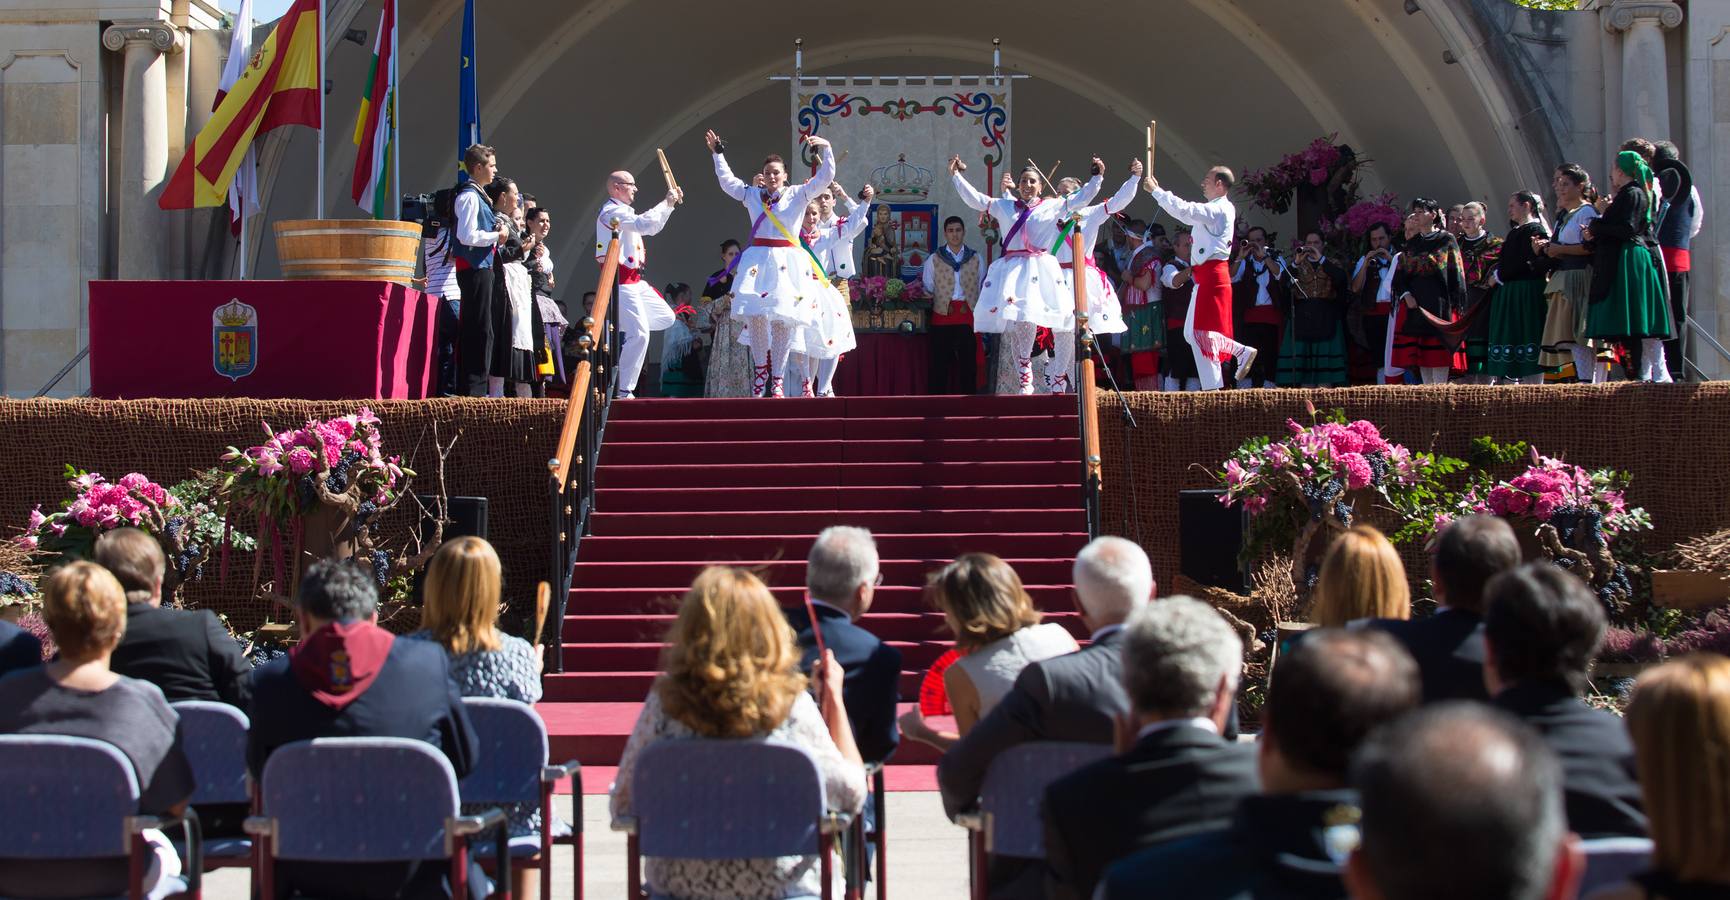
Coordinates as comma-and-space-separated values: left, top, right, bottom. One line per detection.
456, 0, 480, 183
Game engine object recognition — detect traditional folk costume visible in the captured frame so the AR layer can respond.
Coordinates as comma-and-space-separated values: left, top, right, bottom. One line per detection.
1538, 201, 1600, 380
701, 266, 754, 398
495, 216, 544, 395
596, 195, 679, 398
1485, 220, 1550, 382
1158, 255, 1199, 391
793, 203, 867, 396
1147, 188, 1253, 390
1457, 230, 1503, 379
1120, 243, 1164, 391
450, 181, 500, 396
1349, 251, 1399, 383
1275, 254, 1349, 387
1390, 230, 1468, 383
953, 171, 1102, 394
1231, 254, 1287, 387
658, 305, 705, 397
1586, 152, 1674, 382
713, 144, 840, 397
921, 243, 984, 394
1050, 175, 1138, 393
1654, 159, 1700, 380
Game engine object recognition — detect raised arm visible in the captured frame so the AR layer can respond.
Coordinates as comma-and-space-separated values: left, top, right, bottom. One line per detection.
1102, 168, 1141, 215
630, 195, 680, 237
950, 155, 994, 212
1059, 170, 1105, 217
711, 152, 749, 202
1144, 175, 1227, 234
837, 185, 875, 242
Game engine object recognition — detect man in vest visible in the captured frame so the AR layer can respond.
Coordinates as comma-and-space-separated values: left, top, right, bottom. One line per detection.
596, 170, 684, 399
921, 216, 984, 394
451, 144, 510, 397
1653, 141, 1702, 381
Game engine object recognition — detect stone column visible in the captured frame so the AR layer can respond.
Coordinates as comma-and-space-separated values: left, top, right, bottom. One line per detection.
102, 21, 183, 279
1606, 1, 1684, 142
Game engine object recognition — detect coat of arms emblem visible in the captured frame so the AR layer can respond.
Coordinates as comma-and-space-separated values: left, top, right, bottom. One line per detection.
212, 298, 258, 381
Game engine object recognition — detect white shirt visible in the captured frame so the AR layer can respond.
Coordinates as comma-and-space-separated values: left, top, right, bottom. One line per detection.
810, 200, 872, 278
422, 233, 460, 299
1159, 260, 1190, 291
596, 196, 675, 270
452, 186, 495, 249
714, 145, 837, 241
920, 245, 985, 299
1232, 256, 1283, 306
1148, 187, 1235, 265
1056, 174, 1141, 264
1136, 717, 1221, 741
1353, 253, 1397, 302
952, 172, 1101, 254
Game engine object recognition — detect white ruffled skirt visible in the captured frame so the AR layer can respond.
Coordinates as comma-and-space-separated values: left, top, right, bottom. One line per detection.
1058, 262, 1128, 335
729, 245, 827, 328
974, 252, 1071, 332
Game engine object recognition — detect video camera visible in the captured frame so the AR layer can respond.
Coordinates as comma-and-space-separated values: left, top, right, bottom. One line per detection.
400, 187, 457, 237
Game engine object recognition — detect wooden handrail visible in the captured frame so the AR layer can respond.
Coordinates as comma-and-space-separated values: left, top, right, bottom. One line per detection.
549, 227, 621, 490
1072, 229, 1103, 488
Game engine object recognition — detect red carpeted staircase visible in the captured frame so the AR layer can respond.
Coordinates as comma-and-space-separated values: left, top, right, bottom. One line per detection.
539, 394, 1089, 792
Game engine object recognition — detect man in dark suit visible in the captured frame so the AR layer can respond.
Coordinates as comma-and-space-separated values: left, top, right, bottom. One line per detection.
0, 617, 42, 678
248, 559, 481, 900
784, 526, 902, 764
1371, 515, 1521, 704
1042, 596, 1258, 900
1484, 563, 1646, 839
1097, 628, 1421, 900
95, 527, 252, 706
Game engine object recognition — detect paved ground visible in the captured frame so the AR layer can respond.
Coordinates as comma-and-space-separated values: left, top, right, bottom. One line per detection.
204, 791, 972, 899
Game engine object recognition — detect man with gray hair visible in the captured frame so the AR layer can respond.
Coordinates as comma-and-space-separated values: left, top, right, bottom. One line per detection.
785, 526, 901, 764
1041, 596, 1256, 900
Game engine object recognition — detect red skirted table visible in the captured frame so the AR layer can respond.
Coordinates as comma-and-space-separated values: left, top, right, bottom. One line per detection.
832, 332, 931, 396
90, 280, 438, 399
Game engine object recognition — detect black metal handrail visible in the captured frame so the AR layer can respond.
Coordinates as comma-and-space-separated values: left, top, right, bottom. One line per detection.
545, 228, 622, 673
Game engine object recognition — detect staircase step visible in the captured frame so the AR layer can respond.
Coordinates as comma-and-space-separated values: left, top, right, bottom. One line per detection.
604, 394, 1077, 421
574, 532, 1091, 563
562, 610, 1089, 643
571, 557, 1075, 589
542, 669, 933, 703
597, 460, 1081, 489
559, 639, 973, 673
589, 509, 1087, 536
600, 437, 1080, 466
595, 484, 1081, 514
539, 700, 956, 766
605, 416, 1077, 444
566, 584, 1080, 616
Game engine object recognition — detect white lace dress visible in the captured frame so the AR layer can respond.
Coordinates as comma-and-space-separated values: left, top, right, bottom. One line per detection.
609, 687, 866, 899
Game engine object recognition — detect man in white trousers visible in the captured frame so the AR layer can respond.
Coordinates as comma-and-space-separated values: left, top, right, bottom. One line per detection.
596, 170, 683, 399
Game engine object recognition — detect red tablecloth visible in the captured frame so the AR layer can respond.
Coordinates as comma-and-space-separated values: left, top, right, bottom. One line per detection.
833, 332, 931, 396
90, 280, 437, 399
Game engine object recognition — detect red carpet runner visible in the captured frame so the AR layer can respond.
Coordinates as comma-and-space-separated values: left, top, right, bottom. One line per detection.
539, 394, 1089, 792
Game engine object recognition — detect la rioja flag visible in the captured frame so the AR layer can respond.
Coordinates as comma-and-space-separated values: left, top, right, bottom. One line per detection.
351, 0, 396, 217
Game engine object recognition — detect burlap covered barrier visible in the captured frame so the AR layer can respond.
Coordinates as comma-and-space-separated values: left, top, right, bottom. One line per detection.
0, 399, 565, 636
1097, 383, 1730, 591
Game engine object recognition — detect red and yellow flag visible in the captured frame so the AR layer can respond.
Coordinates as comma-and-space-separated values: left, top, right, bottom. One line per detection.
159, 0, 321, 209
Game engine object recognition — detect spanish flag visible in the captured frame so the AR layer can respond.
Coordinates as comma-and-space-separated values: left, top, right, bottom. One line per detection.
159, 0, 321, 209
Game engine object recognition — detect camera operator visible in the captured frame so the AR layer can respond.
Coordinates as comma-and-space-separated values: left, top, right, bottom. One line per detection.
1349, 222, 1400, 383
1279, 231, 1350, 387
1229, 226, 1285, 387
414, 188, 462, 396
450, 143, 510, 396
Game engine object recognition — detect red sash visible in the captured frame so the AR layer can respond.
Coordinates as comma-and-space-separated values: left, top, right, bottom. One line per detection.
752, 237, 796, 248
1191, 259, 1233, 336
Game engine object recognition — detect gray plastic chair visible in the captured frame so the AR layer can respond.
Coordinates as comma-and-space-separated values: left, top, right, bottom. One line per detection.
956, 741, 1113, 900
1578, 836, 1655, 896
457, 697, 582, 900
172, 700, 253, 868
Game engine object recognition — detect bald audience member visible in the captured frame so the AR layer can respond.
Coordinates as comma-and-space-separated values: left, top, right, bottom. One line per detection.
596, 167, 682, 399
1346, 703, 1584, 900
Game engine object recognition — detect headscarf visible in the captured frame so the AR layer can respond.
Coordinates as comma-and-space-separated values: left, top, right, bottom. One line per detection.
1616, 150, 1657, 228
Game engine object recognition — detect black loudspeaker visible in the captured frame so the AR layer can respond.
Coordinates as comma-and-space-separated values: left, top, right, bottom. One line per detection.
1178, 489, 1247, 593
419, 495, 489, 542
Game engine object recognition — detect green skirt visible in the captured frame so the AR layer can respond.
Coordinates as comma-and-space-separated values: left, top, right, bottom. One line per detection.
1275, 322, 1348, 386
1125, 303, 1163, 353
1587, 242, 1672, 341
1486, 278, 1549, 378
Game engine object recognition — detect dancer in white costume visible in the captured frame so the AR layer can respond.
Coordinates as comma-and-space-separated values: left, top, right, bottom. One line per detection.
706, 129, 838, 397
951, 155, 1103, 394
1049, 160, 1141, 392
794, 183, 872, 396
596, 171, 683, 399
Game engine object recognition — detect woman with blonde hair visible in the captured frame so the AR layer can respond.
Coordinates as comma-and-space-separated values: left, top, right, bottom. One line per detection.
898, 553, 1078, 750
610, 566, 865, 898
1310, 526, 1411, 627
1588, 654, 1730, 900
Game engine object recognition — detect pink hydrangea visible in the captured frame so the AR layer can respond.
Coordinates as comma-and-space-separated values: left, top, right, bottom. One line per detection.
1339, 452, 1373, 491
285, 447, 316, 475
1532, 492, 1563, 520
1328, 427, 1366, 456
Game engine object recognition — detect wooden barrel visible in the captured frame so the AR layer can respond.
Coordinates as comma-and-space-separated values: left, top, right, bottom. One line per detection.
272, 218, 421, 285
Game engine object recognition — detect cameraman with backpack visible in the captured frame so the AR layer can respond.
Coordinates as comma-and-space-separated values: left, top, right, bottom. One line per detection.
419, 186, 462, 396
451, 143, 509, 396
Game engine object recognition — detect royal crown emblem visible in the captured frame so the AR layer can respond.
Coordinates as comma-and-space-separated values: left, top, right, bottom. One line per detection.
212, 298, 258, 381
870, 154, 934, 201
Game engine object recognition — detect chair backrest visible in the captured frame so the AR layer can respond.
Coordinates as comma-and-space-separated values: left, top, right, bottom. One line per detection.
1578, 836, 1655, 895
259, 737, 460, 862
172, 700, 251, 806
458, 697, 549, 807
979, 741, 1112, 859
0, 735, 139, 858
631, 739, 827, 859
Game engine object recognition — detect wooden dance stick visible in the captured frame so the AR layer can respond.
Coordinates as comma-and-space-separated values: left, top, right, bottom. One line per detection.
1146, 121, 1157, 176
1027, 158, 1061, 196
533, 580, 551, 646
655, 148, 679, 197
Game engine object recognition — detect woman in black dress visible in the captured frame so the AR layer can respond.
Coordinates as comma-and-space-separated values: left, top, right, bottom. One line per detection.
1390, 198, 1468, 384
1485, 192, 1551, 383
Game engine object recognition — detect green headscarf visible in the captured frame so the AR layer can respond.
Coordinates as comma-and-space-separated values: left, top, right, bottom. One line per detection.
1616, 150, 1656, 228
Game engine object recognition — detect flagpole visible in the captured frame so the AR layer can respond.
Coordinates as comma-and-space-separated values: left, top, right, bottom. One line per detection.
390, 0, 400, 220
316, 0, 325, 219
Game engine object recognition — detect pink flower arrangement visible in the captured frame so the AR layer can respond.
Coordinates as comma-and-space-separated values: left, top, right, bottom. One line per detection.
17, 468, 180, 556
1436, 448, 1650, 537
221, 408, 411, 524
849, 275, 929, 311
1240, 135, 1350, 215
1218, 416, 1437, 531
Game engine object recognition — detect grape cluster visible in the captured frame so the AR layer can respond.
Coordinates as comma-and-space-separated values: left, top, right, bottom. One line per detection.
325, 450, 365, 494
163, 515, 187, 544
1301, 478, 1347, 523
1364, 451, 1389, 486
356, 499, 378, 526
370, 549, 391, 586
296, 473, 321, 509
246, 640, 289, 668
0, 571, 35, 598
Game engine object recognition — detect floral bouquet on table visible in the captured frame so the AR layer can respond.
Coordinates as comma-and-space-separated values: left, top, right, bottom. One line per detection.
1215, 410, 1462, 592
848, 275, 930, 312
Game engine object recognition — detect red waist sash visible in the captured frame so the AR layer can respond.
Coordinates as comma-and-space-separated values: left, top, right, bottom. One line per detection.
752, 237, 796, 248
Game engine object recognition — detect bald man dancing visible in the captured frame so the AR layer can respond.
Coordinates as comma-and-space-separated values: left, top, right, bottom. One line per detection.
597, 170, 683, 398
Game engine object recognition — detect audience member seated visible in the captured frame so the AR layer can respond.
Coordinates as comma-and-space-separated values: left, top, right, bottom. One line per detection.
1484, 563, 1646, 839
1586, 654, 1730, 900
97, 527, 251, 706
1310, 526, 1410, 628
247, 559, 482, 900
0, 561, 195, 899
899, 553, 1078, 751
784, 526, 902, 765
404, 536, 544, 899
1041, 597, 1257, 900
610, 567, 866, 899
1097, 628, 1421, 900
1371, 515, 1521, 703
0, 614, 42, 678
1346, 703, 1584, 900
